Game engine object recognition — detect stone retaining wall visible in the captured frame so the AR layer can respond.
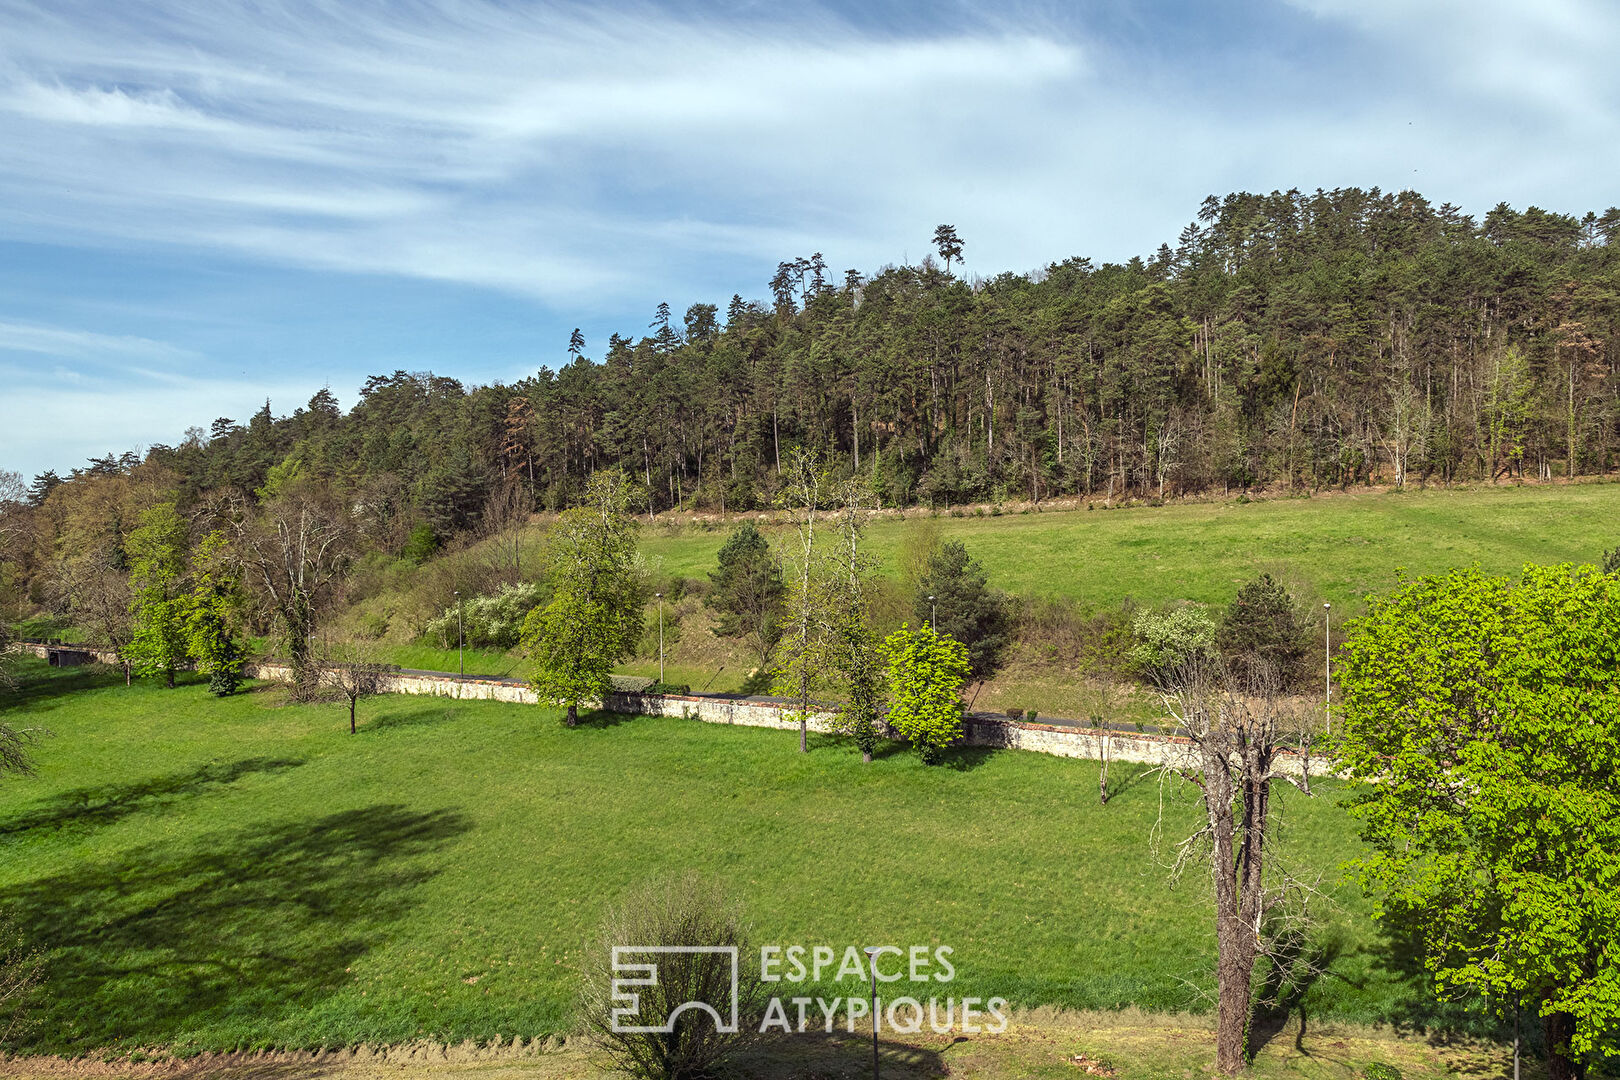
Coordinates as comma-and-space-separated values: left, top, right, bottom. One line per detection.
10, 642, 1322, 775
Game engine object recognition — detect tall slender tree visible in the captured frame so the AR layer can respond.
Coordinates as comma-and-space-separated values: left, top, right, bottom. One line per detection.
521, 470, 645, 726
125, 503, 191, 688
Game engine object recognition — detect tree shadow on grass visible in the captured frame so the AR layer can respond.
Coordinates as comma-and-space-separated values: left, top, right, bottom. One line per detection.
1246, 933, 1342, 1058
573, 708, 633, 729
943, 745, 1000, 772
0, 757, 304, 841
363, 706, 461, 734
1101, 763, 1153, 803
0, 803, 472, 1054
0, 661, 126, 715
1368, 917, 1503, 1042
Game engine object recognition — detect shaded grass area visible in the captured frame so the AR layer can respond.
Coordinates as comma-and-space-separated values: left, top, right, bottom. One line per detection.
642, 482, 1620, 610
1, 659, 1450, 1056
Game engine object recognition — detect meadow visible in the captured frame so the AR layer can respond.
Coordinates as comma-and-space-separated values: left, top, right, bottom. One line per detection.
641, 482, 1620, 609
0, 657, 1436, 1059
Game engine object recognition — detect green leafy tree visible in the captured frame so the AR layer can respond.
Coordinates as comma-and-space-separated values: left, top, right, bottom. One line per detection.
914, 540, 1011, 682
521, 470, 645, 726
184, 530, 245, 696
124, 503, 191, 688
879, 622, 971, 764
1338, 564, 1620, 1080
706, 523, 785, 681
1215, 573, 1309, 690
401, 522, 439, 564
1603, 546, 1620, 574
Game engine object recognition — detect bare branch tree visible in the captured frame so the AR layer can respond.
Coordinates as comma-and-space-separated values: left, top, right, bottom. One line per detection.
229, 489, 355, 698
48, 551, 133, 684
319, 641, 398, 735
1149, 658, 1316, 1074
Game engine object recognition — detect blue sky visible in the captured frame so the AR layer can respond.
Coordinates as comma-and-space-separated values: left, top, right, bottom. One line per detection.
3, 0, 1618, 479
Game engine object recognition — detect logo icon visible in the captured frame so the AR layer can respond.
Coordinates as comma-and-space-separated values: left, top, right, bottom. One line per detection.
611, 946, 740, 1034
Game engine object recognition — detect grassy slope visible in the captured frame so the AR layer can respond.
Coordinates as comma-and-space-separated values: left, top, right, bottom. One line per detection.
642, 482, 1620, 609
0, 659, 1430, 1058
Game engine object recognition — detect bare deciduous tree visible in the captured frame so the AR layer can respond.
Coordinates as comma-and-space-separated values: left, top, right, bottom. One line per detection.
231, 490, 355, 698
319, 642, 398, 735
49, 552, 134, 684
1152, 661, 1316, 1074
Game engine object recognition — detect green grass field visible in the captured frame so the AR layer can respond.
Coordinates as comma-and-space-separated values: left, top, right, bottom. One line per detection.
641, 482, 1620, 610
0, 658, 1437, 1058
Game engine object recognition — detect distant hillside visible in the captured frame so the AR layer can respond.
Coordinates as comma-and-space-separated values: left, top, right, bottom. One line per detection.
16, 187, 1620, 555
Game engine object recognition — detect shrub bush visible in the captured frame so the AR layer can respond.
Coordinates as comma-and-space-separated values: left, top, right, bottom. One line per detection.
1129, 605, 1216, 684
424, 581, 547, 649
579, 874, 768, 1080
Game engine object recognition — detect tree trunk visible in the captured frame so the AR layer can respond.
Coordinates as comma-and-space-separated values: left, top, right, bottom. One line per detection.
1544, 1011, 1583, 1080
799, 715, 807, 753
862, 749, 872, 764
1214, 908, 1258, 1072
566, 703, 579, 728
350, 699, 357, 735
123, 661, 131, 687
166, 669, 175, 689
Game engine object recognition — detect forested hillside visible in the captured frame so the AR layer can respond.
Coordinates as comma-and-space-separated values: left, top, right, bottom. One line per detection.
13, 188, 1620, 555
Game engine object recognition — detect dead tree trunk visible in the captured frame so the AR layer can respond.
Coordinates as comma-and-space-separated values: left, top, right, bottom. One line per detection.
1158, 667, 1312, 1075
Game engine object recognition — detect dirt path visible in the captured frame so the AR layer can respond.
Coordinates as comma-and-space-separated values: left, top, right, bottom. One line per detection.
0, 1012, 1516, 1080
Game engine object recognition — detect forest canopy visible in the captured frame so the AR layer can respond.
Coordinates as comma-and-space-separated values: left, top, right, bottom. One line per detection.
11, 188, 1620, 561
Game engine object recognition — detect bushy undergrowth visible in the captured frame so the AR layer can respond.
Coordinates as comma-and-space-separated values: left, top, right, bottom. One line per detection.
425, 582, 548, 650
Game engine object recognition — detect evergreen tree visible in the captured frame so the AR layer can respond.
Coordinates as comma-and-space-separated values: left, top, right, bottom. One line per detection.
185, 530, 245, 696
706, 523, 784, 680
1215, 574, 1309, 689
932, 224, 964, 273
914, 540, 1010, 681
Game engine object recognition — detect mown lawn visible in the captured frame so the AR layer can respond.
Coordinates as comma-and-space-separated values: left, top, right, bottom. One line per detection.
641, 482, 1620, 610
0, 658, 1437, 1057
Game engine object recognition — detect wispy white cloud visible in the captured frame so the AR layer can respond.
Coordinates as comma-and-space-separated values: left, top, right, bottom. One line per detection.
4, 0, 1617, 314
0, 319, 197, 363
0, 1, 1093, 303
0, 318, 308, 475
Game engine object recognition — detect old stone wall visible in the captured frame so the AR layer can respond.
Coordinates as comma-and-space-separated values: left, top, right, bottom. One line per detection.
10, 643, 1322, 775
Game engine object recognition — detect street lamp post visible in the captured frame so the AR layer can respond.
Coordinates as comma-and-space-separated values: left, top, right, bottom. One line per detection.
863, 946, 880, 1080
1323, 602, 1332, 735
656, 592, 665, 684
455, 590, 464, 678
927, 594, 936, 629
